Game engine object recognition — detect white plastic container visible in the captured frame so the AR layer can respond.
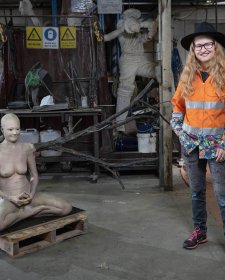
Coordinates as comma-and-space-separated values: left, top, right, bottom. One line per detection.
81, 96, 88, 108
137, 133, 156, 153
40, 129, 62, 157
19, 128, 39, 144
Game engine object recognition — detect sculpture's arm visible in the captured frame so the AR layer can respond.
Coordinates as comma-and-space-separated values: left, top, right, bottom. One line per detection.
104, 26, 124, 42
27, 144, 39, 199
140, 17, 158, 40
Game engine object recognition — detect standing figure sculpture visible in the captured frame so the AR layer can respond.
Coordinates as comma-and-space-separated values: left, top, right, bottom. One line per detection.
0, 113, 72, 231
104, 9, 158, 132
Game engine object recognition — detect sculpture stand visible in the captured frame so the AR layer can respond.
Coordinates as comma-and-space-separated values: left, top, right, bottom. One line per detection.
0, 207, 87, 257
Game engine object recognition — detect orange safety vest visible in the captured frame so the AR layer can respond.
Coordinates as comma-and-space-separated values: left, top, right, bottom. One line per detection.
172, 71, 225, 136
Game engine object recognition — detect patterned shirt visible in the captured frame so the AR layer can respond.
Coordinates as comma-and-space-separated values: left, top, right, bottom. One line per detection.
171, 117, 225, 159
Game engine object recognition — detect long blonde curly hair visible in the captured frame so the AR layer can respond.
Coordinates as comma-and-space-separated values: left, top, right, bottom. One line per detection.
178, 41, 225, 98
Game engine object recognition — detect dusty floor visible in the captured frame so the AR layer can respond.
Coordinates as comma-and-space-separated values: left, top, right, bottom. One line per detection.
1, 166, 225, 280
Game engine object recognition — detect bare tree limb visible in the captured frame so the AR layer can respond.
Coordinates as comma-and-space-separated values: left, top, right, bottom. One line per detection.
34, 79, 156, 151
48, 145, 158, 190
33, 79, 157, 189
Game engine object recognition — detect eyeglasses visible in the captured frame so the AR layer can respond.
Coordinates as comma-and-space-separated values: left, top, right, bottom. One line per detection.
193, 41, 215, 51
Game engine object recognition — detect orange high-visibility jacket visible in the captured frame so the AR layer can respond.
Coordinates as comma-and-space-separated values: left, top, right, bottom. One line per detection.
172, 71, 225, 136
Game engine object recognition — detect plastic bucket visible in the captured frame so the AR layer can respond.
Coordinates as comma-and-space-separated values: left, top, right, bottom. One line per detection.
136, 122, 154, 134
137, 133, 156, 153
81, 96, 88, 108
19, 128, 39, 144
115, 134, 138, 152
40, 129, 62, 157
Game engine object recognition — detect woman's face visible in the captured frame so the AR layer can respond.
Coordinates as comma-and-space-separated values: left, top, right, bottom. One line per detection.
1, 118, 20, 143
193, 35, 215, 68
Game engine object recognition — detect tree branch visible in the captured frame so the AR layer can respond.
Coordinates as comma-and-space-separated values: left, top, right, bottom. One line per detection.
33, 79, 158, 189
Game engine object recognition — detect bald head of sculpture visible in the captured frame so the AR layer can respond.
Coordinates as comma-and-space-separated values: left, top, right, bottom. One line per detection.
1, 113, 20, 143
1, 113, 20, 127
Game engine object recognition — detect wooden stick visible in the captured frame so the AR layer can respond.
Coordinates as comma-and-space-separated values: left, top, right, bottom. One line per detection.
33, 79, 157, 189
34, 79, 156, 151
48, 145, 158, 190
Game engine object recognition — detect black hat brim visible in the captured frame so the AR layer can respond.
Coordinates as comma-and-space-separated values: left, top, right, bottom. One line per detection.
181, 31, 225, 51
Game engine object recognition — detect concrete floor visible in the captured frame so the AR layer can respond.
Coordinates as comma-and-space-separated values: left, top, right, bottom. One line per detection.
1, 166, 225, 280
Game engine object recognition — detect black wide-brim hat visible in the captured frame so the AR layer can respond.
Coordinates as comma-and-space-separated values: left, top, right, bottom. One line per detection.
181, 22, 225, 50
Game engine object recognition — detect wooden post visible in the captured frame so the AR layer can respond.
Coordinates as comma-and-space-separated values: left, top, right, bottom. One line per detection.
158, 0, 173, 191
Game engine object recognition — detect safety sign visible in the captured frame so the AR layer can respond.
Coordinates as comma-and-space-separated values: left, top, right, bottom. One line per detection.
26, 26, 76, 49
60, 26, 76, 49
26, 27, 42, 48
43, 27, 59, 49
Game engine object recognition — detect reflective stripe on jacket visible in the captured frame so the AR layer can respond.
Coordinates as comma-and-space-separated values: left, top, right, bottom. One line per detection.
172, 71, 225, 136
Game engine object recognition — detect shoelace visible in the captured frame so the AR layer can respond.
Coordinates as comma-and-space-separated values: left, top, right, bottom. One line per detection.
188, 228, 200, 240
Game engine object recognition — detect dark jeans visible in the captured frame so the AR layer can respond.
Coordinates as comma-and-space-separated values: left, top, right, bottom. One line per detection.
183, 148, 225, 234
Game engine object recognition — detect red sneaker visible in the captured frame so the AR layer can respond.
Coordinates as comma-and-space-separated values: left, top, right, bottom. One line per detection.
183, 227, 208, 249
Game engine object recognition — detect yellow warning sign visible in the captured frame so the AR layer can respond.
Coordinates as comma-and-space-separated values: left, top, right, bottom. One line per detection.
60, 26, 76, 49
26, 27, 42, 48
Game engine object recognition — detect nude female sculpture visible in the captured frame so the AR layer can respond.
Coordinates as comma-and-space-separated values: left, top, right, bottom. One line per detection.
0, 113, 72, 231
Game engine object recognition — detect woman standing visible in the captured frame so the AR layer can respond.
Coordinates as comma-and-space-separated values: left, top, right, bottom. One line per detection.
171, 22, 225, 249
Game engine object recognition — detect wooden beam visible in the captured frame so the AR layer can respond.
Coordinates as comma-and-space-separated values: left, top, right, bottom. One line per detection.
159, 0, 173, 191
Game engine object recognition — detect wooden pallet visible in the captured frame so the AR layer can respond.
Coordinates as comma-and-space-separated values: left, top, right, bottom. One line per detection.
0, 210, 87, 257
